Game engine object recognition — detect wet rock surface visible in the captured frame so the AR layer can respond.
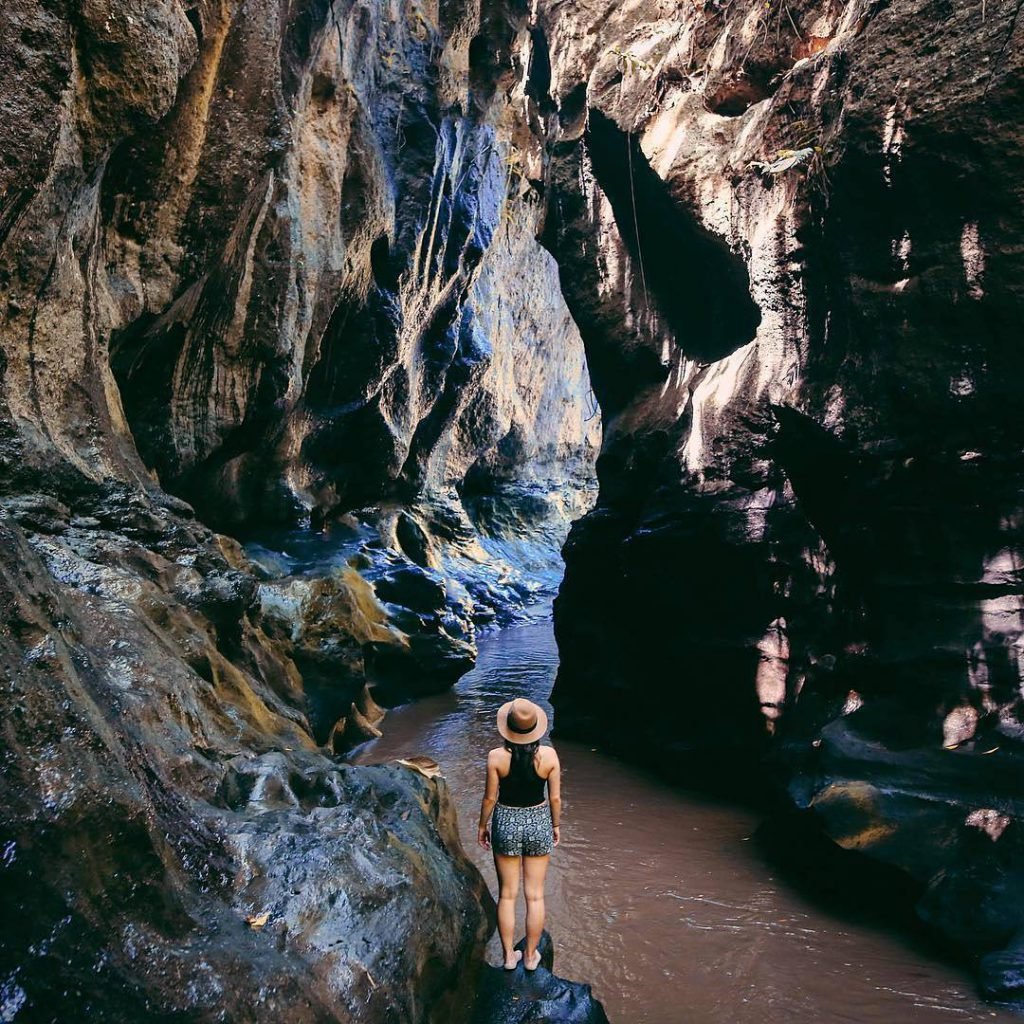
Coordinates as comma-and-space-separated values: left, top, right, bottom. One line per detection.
1, 0, 599, 722
0, 1, 599, 1009
2, 0, 1024, 1015
0, 501, 491, 1021
471, 933, 610, 1024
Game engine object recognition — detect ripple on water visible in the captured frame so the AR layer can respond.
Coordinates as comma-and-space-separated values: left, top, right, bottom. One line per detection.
356, 620, 1017, 1024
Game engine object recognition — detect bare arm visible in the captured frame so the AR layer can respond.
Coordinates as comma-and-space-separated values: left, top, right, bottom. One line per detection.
546, 749, 562, 846
477, 751, 500, 850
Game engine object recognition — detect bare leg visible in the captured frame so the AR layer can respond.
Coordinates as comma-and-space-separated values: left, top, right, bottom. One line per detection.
522, 854, 549, 970
493, 853, 523, 968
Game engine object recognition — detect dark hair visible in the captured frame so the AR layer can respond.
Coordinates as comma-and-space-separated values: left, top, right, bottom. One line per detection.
505, 739, 540, 779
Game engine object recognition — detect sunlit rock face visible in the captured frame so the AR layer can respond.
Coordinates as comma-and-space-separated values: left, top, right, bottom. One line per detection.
4, 0, 1024, 1013
540, 0, 1024, 999
1, 0, 599, 683
91, 0, 599, 542
0, 0, 598, 1017
0, 502, 491, 1020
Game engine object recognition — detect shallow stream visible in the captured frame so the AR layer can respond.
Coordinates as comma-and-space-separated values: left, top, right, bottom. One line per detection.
357, 618, 1017, 1024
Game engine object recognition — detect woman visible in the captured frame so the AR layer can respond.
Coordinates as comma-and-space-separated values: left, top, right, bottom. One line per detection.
477, 697, 562, 971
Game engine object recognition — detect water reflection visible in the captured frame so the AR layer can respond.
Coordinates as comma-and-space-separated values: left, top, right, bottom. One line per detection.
356, 620, 1015, 1024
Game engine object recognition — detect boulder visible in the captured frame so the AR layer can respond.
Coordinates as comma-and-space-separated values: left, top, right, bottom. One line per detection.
471, 932, 611, 1024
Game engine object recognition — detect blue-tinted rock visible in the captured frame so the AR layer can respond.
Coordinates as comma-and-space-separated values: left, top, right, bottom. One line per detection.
471, 932, 611, 1024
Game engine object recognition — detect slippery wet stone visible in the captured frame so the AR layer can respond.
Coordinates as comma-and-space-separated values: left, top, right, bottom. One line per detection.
0, 509, 492, 1020
0, 1, 600, 1013
1, 0, 599, 740
471, 933, 611, 1024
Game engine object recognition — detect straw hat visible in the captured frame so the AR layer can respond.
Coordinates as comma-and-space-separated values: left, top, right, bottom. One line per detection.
496, 698, 548, 744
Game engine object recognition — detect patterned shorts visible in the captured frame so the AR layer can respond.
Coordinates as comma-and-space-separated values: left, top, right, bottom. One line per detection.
492, 802, 554, 857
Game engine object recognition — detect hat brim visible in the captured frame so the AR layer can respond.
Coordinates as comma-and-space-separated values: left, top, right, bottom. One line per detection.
496, 700, 548, 744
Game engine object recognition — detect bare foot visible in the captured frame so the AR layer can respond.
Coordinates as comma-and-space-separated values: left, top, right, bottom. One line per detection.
503, 949, 523, 971
524, 949, 542, 972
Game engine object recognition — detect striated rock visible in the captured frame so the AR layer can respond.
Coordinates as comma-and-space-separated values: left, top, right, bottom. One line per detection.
1, 0, 599, 691
0, 0, 599, 1015
543, 0, 1024, 998
4, 0, 1024, 1011
87, 0, 597, 544
0, 507, 491, 1021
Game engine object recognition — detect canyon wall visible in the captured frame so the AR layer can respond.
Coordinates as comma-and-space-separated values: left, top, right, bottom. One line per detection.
543, 0, 1024, 1000
0, 0, 595, 1018
3, 0, 1024, 1014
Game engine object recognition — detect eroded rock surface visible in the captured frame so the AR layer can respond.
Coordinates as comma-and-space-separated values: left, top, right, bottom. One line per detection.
542, 0, 1024, 1000
0, 501, 490, 1020
0, 0, 604, 1016
1, 0, 600, 705
3, 0, 1024, 1012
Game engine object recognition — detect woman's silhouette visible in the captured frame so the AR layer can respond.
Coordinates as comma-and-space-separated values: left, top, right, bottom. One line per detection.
477, 697, 562, 970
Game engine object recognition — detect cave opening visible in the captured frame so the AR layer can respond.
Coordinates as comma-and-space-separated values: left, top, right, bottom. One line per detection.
583, 108, 761, 363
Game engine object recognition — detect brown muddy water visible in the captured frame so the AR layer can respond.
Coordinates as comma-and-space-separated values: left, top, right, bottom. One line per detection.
356, 618, 1018, 1024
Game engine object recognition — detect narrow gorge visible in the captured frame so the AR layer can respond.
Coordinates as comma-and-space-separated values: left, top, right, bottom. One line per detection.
1, 0, 1022, 1020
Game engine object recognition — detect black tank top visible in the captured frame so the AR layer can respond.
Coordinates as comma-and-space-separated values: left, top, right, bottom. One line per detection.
498, 752, 547, 807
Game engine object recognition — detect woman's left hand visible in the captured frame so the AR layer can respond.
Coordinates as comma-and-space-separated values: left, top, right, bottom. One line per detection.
477, 826, 491, 850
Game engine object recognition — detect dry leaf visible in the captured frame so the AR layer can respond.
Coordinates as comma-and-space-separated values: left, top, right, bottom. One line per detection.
751, 146, 817, 175
246, 911, 271, 930
395, 756, 442, 779
793, 34, 831, 59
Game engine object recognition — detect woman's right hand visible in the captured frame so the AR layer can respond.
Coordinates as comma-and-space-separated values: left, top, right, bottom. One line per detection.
478, 825, 491, 850
552, 825, 560, 847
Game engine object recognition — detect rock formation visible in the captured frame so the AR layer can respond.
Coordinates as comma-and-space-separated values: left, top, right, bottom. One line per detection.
544, 0, 1024, 1002
471, 931, 610, 1024
1, 0, 600, 709
1, 0, 592, 1018
3, 0, 1024, 1014
0, 500, 491, 1019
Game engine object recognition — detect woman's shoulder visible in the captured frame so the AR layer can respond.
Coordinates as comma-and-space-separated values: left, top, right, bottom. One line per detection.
538, 744, 560, 770
487, 746, 510, 763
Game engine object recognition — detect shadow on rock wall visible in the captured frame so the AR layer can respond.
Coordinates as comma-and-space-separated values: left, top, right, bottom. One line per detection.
542, 0, 1024, 1002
